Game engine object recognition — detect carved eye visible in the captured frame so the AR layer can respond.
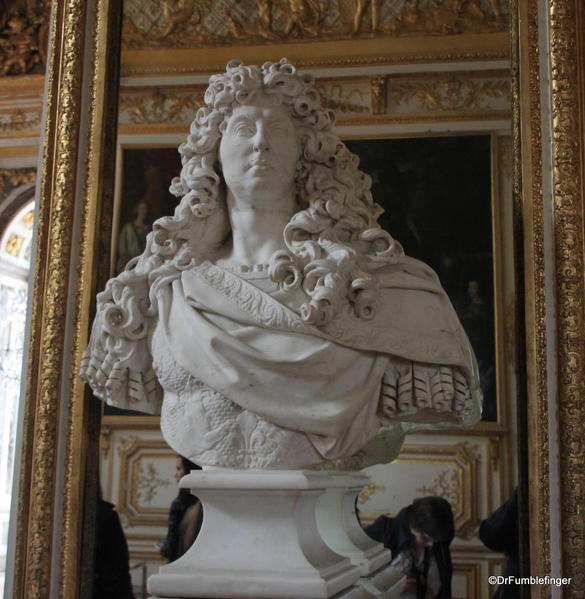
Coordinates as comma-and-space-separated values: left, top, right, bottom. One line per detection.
233, 123, 255, 137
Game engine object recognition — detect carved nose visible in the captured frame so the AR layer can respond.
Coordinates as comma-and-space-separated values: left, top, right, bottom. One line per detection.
253, 125, 269, 152
253, 138, 269, 152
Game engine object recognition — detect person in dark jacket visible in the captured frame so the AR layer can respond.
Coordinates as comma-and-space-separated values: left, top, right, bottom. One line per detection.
94, 495, 135, 599
364, 496, 454, 599
159, 456, 203, 562
479, 489, 519, 599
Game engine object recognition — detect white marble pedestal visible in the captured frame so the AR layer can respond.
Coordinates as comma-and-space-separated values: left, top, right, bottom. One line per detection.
148, 469, 399, 599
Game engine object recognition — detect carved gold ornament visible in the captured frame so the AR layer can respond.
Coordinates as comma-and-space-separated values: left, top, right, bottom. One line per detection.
0, 168, 37, 200
357, 483, 386, 504
134, 461, 171, 503
122, 0, 508, 49
548, 0, 585, 592
417, 470, 460, 513
5, 233, 23, 256
389, 77, 511, 112
316, 82, 370, 114
370, 75, 387, 115
119, 88, 204, 124
0, 108, 42, 133
0, 2, 50, 77
22, 210, 35, 228
517, 0, 550, 589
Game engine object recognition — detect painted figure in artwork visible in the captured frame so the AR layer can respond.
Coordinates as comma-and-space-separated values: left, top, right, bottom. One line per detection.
116, 199, 150, 274
81, 59, 481, 470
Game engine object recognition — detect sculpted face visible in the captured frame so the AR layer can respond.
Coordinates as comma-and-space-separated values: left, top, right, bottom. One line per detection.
219, 95, 299, 208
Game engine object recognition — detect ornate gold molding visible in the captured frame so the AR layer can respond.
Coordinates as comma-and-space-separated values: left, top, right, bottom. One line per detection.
121, 32, 510, 77
102, 414, 161, 429
0, 109, 42, 134
59, 1, 123, 598
11, 1, 122, 598
357, 483, 386, 504
117, 438, 175, 527
121, 0, 507, 50
370, 76, 387, 115
119, 88, 204, 124
0, 168, 36, 201
12, 0, 88, 595
0, 2, 50, 77
0, 145, 39, 159
517, 0, 550, 592
388, 77, 511, 112
548, 0, 585, 594
317, 81, 371, 115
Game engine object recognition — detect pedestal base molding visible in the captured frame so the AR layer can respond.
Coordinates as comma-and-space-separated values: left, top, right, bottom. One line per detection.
148, 469, 400, 599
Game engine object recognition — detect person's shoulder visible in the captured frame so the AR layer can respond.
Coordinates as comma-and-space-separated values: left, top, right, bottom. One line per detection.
364, 515, 394, 540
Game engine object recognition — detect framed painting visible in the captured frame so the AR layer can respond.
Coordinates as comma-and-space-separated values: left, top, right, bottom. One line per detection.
345, 135, 497, 421
111, 147, 182, 275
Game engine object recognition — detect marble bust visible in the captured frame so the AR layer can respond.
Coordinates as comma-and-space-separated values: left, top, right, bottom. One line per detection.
81, 59, 481, 470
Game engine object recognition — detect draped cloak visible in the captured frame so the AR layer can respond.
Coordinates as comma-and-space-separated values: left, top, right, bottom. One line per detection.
81, 257, 481, 467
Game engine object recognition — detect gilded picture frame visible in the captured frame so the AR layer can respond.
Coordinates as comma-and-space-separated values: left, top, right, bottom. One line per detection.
8, 0, 585, 598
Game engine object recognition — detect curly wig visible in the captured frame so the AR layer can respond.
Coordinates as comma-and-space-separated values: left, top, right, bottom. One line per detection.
103, 58, 404, 333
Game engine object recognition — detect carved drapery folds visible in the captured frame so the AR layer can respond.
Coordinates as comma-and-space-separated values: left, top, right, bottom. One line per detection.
122, 0, 508, 49
0, 1, 51, 76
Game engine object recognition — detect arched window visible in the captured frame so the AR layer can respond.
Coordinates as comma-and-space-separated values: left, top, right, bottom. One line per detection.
0, 198, 34, 593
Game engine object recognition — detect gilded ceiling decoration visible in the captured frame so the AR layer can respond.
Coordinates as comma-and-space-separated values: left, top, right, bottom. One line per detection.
118, 88, 205, 124
0, 107, 42, 133
0, 168, 36, 201
388, 76, 511, 111
0, 1, 50, 76
122, 0, 509, 49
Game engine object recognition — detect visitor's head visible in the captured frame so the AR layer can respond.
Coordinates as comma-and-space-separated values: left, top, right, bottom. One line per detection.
174, 455, 200, 483
407, 496, 455, 548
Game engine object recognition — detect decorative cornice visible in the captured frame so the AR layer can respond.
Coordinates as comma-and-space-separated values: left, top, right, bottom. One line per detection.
0, 2, 51, 77
388, 77, 511, 112
120, 33, 510, 77
121, 0, 508, 50
0, 108, 42, 135
119, 88, 204, 124
0, 168, 36, 202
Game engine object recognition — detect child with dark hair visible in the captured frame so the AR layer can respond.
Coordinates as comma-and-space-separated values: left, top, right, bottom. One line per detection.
365, 496, 455, 599
159, 456, 203, 562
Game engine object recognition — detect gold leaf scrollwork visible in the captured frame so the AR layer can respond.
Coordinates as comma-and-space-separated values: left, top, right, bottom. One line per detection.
0, 2, 51, 76
121, 0, 507, 49
133, 461, 171, 504
119, 89, 204, 124
0, 168, 37, 200
548, 0, 585, 589
5, 233, 23, 256
416, 470, 460, 514
316, 83, 370, 115
370, 75, 387, 115
352, 0, 380, 34
357, 483, 386, 504
22, 210, 34, 228
0, 109, 42, 133
389, 77, 511, 112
